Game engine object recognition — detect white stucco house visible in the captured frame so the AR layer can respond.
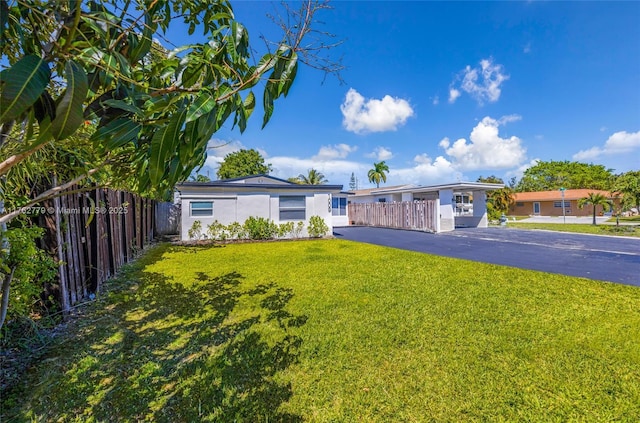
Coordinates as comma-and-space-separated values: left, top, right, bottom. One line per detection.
176, 175, 345, 241
349, 182, 504, 231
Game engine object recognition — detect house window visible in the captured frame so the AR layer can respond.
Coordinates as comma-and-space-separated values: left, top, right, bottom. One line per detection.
378, 198, 386, 203
332, 197, 347, 216
554, 201, 571, 208
280, 196, 306, 220
516, 202, 524, 207
190, 201, 213, 217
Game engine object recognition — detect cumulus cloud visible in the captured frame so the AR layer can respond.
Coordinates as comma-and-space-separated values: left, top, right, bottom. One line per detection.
573, 130, 640, 161
366, 146, 394, 161
449, 58, 509, 105
448, 88, 461, 104
440, 116, 526, 170
390, 154, 461, 185
341, 88, 414, 134
312, 143, 357, 161
432, 96, 440, 105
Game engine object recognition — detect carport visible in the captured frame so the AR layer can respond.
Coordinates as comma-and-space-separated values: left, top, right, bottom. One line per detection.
348, 181, 504, 232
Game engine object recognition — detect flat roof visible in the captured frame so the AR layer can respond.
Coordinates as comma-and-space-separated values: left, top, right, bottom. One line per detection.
352, 181, 504, 196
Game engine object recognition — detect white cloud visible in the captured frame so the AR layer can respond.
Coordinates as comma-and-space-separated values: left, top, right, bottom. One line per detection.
440, 116, 526, 170
523, 42, 531, 54
432, 96, 439, 105
340, 88, 414, 134
449, 58, 509, 105
312, 143, 357, 161
391, 154, 461, 185
573, 130, 640, 161
506, 158, 540, 180
366, 146, 394, 161
448, 88, 461, 104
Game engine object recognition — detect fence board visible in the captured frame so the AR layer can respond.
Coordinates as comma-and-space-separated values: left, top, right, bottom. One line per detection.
348, 201, 437, 233
42, 186, 155, 313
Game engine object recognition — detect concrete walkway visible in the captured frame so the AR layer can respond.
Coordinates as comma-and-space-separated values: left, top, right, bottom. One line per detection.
333, 226, 640, 286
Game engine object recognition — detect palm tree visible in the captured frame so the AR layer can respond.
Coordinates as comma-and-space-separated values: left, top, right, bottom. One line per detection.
298, 168, 328, 185
367, 161, 390, 188
578, 192, 612, 225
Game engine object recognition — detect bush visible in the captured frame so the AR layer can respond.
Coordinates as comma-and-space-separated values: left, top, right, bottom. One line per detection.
187, 220, 204, 240
206, 221, 228, 241
308, 216, 329, 238
244, 217, 278, 240
226, 222, 247, 240
1, 227, 57, 326
278, 222, 295, 238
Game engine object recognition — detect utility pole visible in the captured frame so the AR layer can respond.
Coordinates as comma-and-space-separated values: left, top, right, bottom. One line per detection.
560, 187, 566, 224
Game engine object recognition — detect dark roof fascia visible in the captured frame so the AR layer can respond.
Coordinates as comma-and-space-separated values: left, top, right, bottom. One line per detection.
178, 182, 343, 191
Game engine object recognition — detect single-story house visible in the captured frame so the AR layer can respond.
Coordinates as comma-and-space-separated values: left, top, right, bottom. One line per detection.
510, 189, 619, 217
176, 175, 345, 241
349, 182, 504, 231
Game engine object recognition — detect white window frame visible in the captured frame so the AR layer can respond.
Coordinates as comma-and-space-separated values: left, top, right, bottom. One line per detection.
332, 197, 347, 216
190, 201, 213, 217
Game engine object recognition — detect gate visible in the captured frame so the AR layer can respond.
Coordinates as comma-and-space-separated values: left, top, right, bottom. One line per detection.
348, 201, 437, 232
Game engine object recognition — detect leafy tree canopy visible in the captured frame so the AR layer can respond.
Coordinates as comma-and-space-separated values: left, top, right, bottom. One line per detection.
0, 0, 340, 216
515, 160, 614, 192
613, 170, 640, 211
216, 149, 272, 179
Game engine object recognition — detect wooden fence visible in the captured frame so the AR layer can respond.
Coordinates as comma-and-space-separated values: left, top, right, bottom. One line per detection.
155, 202, 180, 235
348, 201, 437, 233
41, 188, 154, 312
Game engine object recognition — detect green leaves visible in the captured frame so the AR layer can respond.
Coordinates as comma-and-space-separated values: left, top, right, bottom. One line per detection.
0, 55, 51, 123
91, 118, 141, 150
149, 108, 187, 185
50, 60, 88, 140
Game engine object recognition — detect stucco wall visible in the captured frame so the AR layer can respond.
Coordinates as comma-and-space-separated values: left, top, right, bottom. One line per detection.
179, 191, 334, 240
510, 200, 611, 217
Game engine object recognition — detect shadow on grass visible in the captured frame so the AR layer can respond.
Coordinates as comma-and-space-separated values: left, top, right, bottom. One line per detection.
3, 260, 306, 422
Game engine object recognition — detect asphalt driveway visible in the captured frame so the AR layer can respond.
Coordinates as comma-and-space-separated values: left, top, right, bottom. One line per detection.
333, 226, 640, 286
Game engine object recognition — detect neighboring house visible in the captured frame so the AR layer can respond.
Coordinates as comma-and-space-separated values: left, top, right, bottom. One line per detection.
349, 182, 504, 231
176, 175, 344, 241
510, 189, 619, 217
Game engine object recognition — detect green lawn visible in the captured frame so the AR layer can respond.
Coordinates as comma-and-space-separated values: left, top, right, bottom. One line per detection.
3, 240, 640, 421
608, 215, 640, 223
506, 221, 640, 237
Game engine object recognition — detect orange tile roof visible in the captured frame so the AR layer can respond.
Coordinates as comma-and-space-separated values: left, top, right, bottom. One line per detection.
513, 189, 615, 202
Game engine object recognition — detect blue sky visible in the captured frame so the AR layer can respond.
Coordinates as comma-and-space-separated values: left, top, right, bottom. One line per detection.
167, 1, 640, 189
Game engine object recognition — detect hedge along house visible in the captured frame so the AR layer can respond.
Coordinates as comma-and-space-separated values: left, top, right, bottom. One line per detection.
510, 189, 619, 217
176, 175, 344, 241
348, 182, 504, 231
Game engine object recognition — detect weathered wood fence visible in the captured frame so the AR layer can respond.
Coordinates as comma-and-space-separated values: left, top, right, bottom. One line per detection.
348, 201, 437, 232
155, 202, 180, 235
41, 187, 154, 312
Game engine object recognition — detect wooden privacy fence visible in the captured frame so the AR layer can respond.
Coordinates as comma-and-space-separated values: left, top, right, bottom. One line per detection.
348, 201, 437, 233
155, 202, 180, 235
41, 187, 155, 312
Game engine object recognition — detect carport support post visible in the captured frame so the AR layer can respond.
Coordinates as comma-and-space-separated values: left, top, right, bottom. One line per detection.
473, 190, 488, 228
438, 188, 455, 232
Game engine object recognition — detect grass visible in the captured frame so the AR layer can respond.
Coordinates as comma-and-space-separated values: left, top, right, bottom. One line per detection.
3, 240, 640, 421
506, 221, 640, 237
608, 215, 640, 223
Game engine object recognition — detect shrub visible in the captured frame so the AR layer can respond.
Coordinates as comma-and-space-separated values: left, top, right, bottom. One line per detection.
244, 217, 278, 240
187, 220, 204, 240
1, 227, 57, 326
308, 216, 329, 238
226, 222, 247, 240
207, 221, 228, 241
292, 221, 305, 238
278, 222, 295, 238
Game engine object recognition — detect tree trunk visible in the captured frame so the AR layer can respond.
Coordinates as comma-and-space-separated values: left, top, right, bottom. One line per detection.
593, 205, 597, 225
0, 268, 15, 330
